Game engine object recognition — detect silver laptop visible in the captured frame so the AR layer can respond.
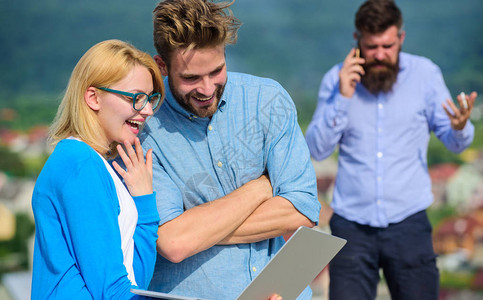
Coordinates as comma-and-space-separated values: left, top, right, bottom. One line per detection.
130, 288, 206, 300
236, 226, 346, 300
131, 226, 345, 300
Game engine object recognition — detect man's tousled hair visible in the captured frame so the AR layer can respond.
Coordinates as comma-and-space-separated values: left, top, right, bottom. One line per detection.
153, 0, 241, 65
355, 0, 403, 35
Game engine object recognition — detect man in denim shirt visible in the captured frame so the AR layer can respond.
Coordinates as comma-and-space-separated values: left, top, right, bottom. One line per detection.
306, 1, 477, 299
141, 1, 321, 299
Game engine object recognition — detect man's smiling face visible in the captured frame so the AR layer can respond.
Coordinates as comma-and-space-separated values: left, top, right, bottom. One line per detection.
166, 44, 227, 118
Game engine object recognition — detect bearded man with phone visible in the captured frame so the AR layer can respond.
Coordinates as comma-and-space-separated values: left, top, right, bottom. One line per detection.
305, 1, 477, 299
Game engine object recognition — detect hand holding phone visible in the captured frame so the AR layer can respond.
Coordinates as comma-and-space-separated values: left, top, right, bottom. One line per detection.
338, 48, 365, 98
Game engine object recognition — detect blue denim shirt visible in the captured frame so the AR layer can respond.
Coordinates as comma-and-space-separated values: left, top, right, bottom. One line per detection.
306, 52, 474, 228
141, 72, 320, 299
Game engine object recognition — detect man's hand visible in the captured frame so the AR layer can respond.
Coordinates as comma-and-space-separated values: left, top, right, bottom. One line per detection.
245, 174, 273, 201
442, 91, 477, 130
339, 48, 365, 98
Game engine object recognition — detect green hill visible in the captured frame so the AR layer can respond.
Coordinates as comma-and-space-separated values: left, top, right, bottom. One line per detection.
1, 0, 482, 128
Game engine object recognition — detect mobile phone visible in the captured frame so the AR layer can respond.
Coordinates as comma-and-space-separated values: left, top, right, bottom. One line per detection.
459, 92, 468, 109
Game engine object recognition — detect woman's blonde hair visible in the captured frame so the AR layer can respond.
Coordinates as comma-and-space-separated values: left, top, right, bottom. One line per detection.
49, 39, 164, 157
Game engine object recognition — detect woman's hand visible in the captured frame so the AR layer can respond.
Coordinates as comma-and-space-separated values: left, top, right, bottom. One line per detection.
112, 137, 153, 197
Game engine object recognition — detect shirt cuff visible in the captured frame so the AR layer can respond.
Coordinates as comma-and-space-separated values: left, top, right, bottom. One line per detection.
279, 193, 321, 225
453, 121, 474, 138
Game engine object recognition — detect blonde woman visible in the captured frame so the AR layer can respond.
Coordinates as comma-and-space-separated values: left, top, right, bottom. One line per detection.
31, 39, 164, 299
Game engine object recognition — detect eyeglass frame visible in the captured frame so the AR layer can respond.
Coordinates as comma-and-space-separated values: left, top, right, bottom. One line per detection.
96, 87, 162, 112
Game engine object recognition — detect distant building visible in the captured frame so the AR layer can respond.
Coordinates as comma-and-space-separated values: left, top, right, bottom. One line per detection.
311, 158, 337, 228
472, 267, 483, 290
446, 164, 482, 211
433, 206, 483, 264
0, 126, 51, 156
429, 163, 459, 207
0, 202, 15, 241
0, 129, 26, 152
0, 173, 35, 216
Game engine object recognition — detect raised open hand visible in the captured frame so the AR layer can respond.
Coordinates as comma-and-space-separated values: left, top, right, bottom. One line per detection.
112, 137, 153, 197
442, 91, 477, 131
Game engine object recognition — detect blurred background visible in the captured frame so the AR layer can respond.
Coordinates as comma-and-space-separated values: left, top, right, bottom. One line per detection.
0, 0, 482, 299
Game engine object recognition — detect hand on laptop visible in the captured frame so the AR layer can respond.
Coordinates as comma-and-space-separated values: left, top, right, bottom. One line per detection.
268, 294, 282, 300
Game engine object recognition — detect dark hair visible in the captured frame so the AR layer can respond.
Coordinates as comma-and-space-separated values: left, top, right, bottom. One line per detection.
355, 0, 403, 35
153, 0, 242, 65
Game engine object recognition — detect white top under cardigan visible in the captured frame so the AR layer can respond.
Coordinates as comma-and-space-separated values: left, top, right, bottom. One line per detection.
70, 137, 138, 285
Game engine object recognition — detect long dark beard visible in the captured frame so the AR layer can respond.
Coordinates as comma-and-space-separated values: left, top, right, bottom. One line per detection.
361, 58, 399, 94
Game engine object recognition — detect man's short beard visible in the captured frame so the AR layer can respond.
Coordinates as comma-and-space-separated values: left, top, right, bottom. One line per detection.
168, 75, 225, 118
361, 57, 399, 94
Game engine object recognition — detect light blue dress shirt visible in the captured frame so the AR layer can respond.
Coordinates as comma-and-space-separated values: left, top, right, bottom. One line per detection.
141, 72, 320, 299
306, 52, 474, 228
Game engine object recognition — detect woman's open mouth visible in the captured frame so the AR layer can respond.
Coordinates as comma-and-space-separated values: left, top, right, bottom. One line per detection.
126, 119, 144, 133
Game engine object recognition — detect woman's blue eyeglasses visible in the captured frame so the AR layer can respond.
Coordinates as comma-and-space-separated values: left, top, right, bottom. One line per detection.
96, 87, 162, 111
